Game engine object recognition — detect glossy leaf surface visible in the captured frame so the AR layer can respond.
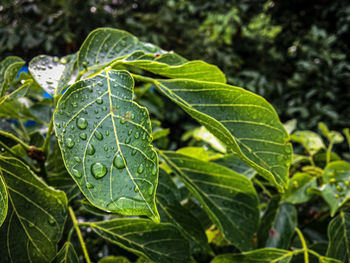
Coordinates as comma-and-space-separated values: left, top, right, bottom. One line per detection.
29, 54, 77, 96
282, 173, 316, 204
213, 153, 256, 179
54, 69, 159, 220
210, 248, 293, 263
0, 56, 25, 98
161, 151, 259, 251
156, 79, 292, 191
326, 212, 350, 263
0, 156, 68, 263
90, 218, 190, 263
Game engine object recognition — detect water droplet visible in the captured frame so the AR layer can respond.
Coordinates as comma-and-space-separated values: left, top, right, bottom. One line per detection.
152, 165, 157, 176
120, 118, 126, 124
128, 129, 133, 135
60, 57, 67, 64
80, 133, 87, 140
104, 146, 109, 151
86, 182, 94, 189
48, 218, 55, 225
77, 118, 88, 129
132, 149, 137, 156
105, 131, 110, 136
87, 144, 95, 155
134, 132, 140, 139
72, 168, 82, 178
91, 163, 107, 179
131, 113, 135, 120
59, 110, 64, 115
102, 106, 107, 111
137, 164, 144, 174
134, 186, 139, 193
72, 102, 78, 107
113, 154, 125, 169
94, 130, 103, 140
74, 156, 82, 163
96, 98, 103, 104
142, 133, 146, 140
56, 122, 61, 128
151, 152, 156, 160
28, 222, 35, 228
125, 137, 131, 144
66, 138, 75, 148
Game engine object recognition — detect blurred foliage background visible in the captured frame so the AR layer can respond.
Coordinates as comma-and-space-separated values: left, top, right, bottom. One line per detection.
1, 0, 349, 132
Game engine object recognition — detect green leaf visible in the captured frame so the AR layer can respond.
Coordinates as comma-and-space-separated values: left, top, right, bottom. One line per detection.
29, 54, 77, 96
320, 161, 350, 216
176, 146, 223, 162
282, 173, 317, 204
0, 170, 8, 226
258, 200, 297, 249
54, 69, 159, 221
191, 126, 227, 153
89, 218, 190, 263
0, 156, 68, 263
155, 79, 292, 191
98, 256, 131, 263
156, 169, 212, 254
291, 131, 325, 156
0, 56, 25, 98
55, 242, 79, 263
213, 153, 256, 179
210, 248, 293, 263
161, 151, 259, 251
326, 211, 350, 263
78, 28, 225, 83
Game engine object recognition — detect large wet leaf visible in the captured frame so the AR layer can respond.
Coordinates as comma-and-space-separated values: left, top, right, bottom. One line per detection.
327, 211, 350, 263
258, 201, 297, 249
155, 79, 292, 191
156, 169, 211, 254
55, 242, 79, 263
0, 170, 8, 226
319, 161, 350, 216
0, 156, 68, 263
0, 56, 25, 98
29, 54, 77, 96
89, 218, 190, 263
161, 151, 259, 251
78, 28, 225, 82
210, 248, 293, 263
54, 69, 159, 220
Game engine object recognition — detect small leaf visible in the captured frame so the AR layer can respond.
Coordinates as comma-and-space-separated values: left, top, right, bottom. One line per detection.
161, 151, 259, 251
258, 199, 297, 249
156, 169, 212, 254
177, 146, 223, 162
291, 131, 325, 156
0, 56, 25, 98
0, 170, 8, 226
210, 248, 293, 263
29, 54, 77, 96
54, 69, 159, 220
155, 79, 292, 191
89, 218, 190, 263
0, 156, 68, 263
55, 242, 79, 263
282, 173, 317, 204
320, 161, 350, 216
326, 212, 350, 263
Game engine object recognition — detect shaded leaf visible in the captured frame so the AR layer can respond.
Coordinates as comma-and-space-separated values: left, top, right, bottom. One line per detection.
161, 151, 259, 251
155, 79, 292, 191
291, 131, 325, 156
54, 69, 159, 220
89, 218, 190, 263
282, 173, 317, 204
258, 200, 297, 249
213, 153, 256, 179
0, 170, 8, 226
210, 248, 293, 263
55, 242, 79, 263
326, 212, 350, 263
29, 54, 77, 96
0, 56, 25, 98
156, 169, 212, 254
0, 156, 68, 263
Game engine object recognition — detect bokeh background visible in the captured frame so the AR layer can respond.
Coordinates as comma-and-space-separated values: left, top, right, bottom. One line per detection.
1, 0, 349, 131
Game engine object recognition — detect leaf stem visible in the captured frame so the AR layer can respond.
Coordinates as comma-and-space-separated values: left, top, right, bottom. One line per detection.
295, 227, 309, 263
253, 178, 272, 198
0, 130, 31, 150
42, 116, 54, 156
68, 206, 91, 263
326, 142, 333, 166
18, 119, 31, 142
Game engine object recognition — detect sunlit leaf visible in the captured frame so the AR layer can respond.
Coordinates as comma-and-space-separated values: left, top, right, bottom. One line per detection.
213, 153, 256, 179
155, 79, 292, 191
161, 151, 259, 251
0, 56, 25, 98
54, 69, 159, 221
0, 156, 68, 263
89, 218, 190, 263
0, 170, 8, 226
291, 131, 325, 156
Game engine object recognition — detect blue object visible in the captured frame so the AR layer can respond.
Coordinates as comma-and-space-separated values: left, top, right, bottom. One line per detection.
43, 92, 53, 99
16, 65, 28, 78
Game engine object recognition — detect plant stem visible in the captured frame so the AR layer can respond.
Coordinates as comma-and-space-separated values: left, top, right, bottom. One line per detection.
0, 130, 31, 150
18, 119, 31, 142
69, 207, 91, 263
295, 227, 309, 263
42, 116, 54, 157
326, 142, 333, 166
253, 178, 272, 198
